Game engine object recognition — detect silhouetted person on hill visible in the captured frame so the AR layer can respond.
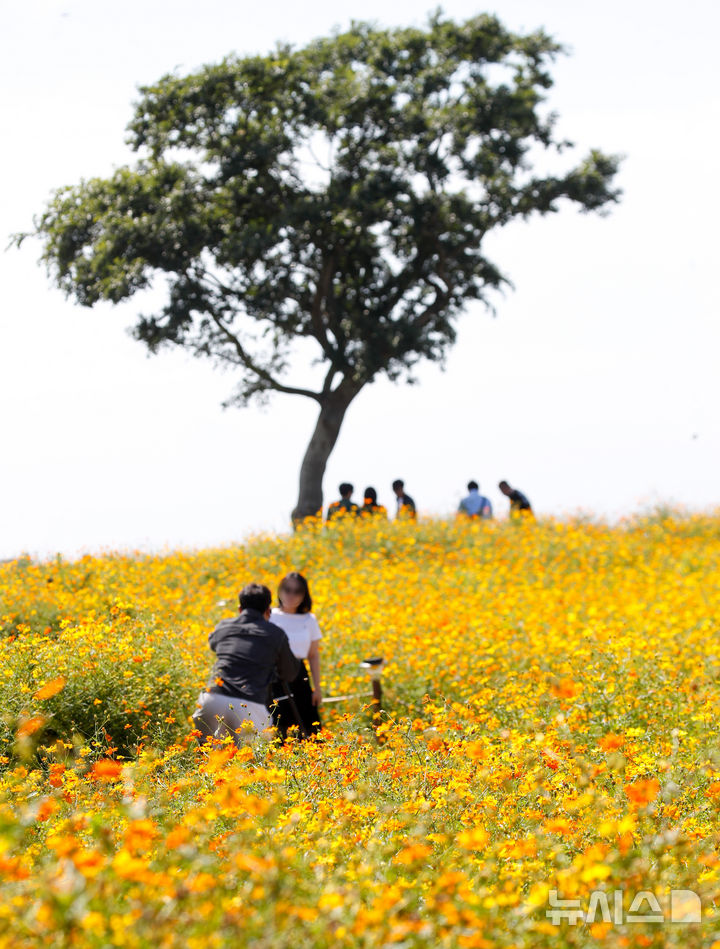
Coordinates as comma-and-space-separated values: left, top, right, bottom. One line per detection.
392, 479, 416, 520
326, 483, 360, 521
499, 481, 533, 517
360, 487, 387, 518
458, 481, 493, 518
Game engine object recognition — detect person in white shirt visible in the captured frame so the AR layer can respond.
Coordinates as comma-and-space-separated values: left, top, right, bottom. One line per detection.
269, 572, 323, 738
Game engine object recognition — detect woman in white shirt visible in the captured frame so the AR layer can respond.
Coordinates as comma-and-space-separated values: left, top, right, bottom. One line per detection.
270, 572, 323, 738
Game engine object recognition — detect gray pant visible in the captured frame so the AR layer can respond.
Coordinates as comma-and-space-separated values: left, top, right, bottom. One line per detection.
192, 691, 272, 745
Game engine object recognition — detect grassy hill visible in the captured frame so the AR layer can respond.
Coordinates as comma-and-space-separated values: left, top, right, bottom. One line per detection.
0, 513, 718, 946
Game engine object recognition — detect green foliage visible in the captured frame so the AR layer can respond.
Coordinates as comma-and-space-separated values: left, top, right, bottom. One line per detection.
23, 13, 620, 406
0, 611, 193, 766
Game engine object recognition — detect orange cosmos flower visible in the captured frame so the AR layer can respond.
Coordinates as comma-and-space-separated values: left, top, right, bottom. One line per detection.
598, 733, 625, 752
36, 798, 60, 822
33, 677, 66, 701
90, 759, 124, 781
392, 843, 433, 865
551, 678, 580, 699
465, 740, 487, 761
16, 716, 46, 739
624, 778, 660, 806
456, 827, 489, 850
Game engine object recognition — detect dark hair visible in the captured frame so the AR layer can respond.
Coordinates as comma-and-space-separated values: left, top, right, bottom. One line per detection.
339, 482, 353, 498
239, 583, 272, 613
364, 487, 377, 504
468, 480, 479, 491
392, 479, 404, 491
498, 480, 510, 489
278, 571, 312, 614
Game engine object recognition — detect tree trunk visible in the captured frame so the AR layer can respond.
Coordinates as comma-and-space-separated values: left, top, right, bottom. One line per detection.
291, 379, 363, 525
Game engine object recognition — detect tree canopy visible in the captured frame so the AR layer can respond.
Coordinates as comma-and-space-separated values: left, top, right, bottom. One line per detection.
24, 13, 621, 520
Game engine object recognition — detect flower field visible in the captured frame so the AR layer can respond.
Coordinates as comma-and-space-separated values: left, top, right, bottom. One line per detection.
1, 511, 719, 947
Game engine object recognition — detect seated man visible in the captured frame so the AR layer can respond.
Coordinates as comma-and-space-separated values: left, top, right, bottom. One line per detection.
193, 583, 300, 744
326, 482, 360, 521
458, 480, 493, 518
498, 480, 533, 517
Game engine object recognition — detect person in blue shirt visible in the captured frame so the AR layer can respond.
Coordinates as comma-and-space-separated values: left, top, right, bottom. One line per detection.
458, 481, 493, 519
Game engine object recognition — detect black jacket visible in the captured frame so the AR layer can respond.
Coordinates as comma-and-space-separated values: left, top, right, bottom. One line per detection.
509, 489, 532, 512
206, 608, 300, 706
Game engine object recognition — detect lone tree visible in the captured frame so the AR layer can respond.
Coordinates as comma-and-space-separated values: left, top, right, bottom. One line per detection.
25, 13, 620, 522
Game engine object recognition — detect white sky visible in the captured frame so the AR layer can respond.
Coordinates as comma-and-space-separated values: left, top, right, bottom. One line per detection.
1, 0, 718, 560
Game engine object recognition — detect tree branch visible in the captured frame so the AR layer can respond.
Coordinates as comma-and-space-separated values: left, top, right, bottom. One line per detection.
309, 254, 336, 356
321, 364, 337, 395
208, 311, 322, 402
411, 277, 453, 332
379, 254, 428, 319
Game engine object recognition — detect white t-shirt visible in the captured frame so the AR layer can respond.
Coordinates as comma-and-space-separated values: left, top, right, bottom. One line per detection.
270, 609, 323, 660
